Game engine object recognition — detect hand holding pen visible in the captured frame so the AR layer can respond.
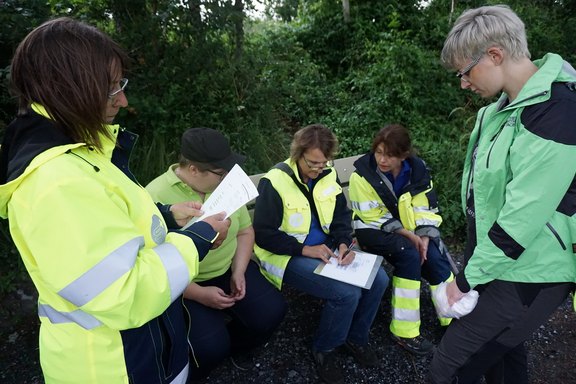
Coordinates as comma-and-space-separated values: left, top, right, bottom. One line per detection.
338, 239, 356, 265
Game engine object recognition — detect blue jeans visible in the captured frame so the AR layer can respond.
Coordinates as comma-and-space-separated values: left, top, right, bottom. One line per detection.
283, 255, 389, 352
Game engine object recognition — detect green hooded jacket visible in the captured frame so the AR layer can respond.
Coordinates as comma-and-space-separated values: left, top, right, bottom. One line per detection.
458, 53, 576, 291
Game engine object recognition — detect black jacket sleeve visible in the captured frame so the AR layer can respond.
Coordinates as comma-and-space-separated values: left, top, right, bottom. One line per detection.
155, 203, 216, 261
253, 178, 305, 257
172, 221, 217, 261
328, 177, 354, 248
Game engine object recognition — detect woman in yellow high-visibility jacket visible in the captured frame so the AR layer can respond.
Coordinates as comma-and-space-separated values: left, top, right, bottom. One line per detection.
253, 124, 389, 384
349, 124, 453, 356
0, 18, 229, 384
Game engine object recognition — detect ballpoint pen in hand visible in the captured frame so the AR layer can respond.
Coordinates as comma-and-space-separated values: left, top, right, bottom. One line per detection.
340, 239, 357, 263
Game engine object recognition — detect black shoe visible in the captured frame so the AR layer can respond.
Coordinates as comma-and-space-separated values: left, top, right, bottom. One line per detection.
344, 341, 378, 367
391, 334, 434, 356
312, 350, 345, 384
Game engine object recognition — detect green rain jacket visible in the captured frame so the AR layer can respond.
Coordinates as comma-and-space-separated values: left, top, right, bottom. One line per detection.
457, 53, 576, 292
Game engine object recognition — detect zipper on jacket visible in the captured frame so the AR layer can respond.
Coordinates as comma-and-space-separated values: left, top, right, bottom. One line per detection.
465, 109, 487, 202
65, 149, 100, 172
484, 90, 549, 169
546, 222, 567, 250
485, 126, 505, 168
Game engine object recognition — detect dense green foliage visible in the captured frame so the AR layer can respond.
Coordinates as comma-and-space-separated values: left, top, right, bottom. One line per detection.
1, 0, 575, 291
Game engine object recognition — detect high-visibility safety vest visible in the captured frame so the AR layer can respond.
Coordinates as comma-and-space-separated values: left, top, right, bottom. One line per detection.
0, 105, 200, 383
349, 154, 442, 238
254, 160, 341, 289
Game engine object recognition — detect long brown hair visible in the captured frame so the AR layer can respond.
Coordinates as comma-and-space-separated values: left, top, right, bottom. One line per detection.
10, 17, 130, 149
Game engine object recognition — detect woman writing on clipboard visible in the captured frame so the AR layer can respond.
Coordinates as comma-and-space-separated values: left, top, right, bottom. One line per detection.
252, 123, 389, 384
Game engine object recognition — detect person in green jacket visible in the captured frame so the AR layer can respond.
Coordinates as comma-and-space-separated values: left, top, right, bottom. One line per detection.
430, 5, 576, 384
146, 127, 286, 381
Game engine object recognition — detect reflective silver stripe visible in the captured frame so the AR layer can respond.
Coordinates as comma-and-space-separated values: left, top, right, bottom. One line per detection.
394, 287, 420, 299
415, 217, 441, 226
352, 220, 380, 230
155, 242, 190, 302
351, 200, 381, 211
171, 363, 189, 384
38, 303, 102, 330
286, 232, 307, 242
59, 237, 144, 306
414, 206, 440, 214
353, 218, 389, 230
393, 307, 420, 322
260, 259, 285, 280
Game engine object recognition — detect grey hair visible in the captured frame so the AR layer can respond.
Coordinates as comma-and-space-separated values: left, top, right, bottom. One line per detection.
441, 4, 530, 70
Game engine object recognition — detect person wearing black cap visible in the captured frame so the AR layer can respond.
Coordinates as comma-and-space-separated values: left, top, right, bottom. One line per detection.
146, 127, 287, 381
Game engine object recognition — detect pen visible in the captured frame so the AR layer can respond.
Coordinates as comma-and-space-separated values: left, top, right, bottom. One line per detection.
341, 239, 357, 260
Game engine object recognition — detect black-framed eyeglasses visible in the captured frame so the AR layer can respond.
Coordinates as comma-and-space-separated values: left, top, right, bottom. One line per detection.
302, 156, 333, 170
207, 169, 227, 180
108, 78, 128, 99
456, 55, 483, 80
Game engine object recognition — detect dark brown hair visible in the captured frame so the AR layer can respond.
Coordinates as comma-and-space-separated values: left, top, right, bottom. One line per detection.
10, 17, 130, 149
177, 155, 214, 172
371, 124, 414, 158
290, 124, 339, 162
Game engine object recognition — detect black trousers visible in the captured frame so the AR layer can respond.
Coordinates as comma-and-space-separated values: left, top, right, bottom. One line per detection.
185, 261, 287, 381
428, 280, 574, 384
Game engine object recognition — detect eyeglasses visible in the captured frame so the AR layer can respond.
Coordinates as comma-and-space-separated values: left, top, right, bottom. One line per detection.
456, 55, 483, 80
108, 78, 128, 99
302, 156, 333, 170
207, 169, 227, 180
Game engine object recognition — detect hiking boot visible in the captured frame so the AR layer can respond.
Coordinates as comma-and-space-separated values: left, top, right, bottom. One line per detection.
391, 334, 434, 356
312, 350, 345, 384
344, 341, 378, 367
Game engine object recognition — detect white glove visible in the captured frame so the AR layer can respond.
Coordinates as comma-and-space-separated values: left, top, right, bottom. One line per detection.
433, 282, 479, 319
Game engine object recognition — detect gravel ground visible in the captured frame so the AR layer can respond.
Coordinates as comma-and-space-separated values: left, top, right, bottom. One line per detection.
1, 247, 575, 384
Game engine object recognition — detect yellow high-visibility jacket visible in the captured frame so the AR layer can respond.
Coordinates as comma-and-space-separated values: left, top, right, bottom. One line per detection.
349, 153, 442, 238
0, 105, 213, 384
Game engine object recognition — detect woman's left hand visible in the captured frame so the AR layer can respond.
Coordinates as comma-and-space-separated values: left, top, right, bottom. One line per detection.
419, 236, 429, 265
170, 201, 204, 227
446, 280, 465, 306
230, 272, 246, 301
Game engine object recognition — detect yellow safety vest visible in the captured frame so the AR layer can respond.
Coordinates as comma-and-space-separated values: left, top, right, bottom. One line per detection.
254, 160, 341, 289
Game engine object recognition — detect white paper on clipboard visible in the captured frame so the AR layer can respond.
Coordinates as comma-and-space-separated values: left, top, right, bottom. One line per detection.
182, 164, 258, 230
313, 249, 383, 289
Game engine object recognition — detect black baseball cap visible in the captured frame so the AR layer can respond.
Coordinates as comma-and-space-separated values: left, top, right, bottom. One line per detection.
180, 127, 246, 171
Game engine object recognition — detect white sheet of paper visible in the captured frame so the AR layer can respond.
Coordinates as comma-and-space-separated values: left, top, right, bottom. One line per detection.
313, 249, 383, 289
182, 164, 259, 230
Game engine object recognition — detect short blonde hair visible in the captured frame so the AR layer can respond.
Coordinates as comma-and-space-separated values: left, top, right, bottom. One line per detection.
441, 5, 530, 70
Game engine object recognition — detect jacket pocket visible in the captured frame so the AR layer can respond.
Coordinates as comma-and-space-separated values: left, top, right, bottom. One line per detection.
546, 222, 567, 250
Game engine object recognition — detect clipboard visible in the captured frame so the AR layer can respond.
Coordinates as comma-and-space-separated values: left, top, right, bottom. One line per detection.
313, 249, 383, 289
